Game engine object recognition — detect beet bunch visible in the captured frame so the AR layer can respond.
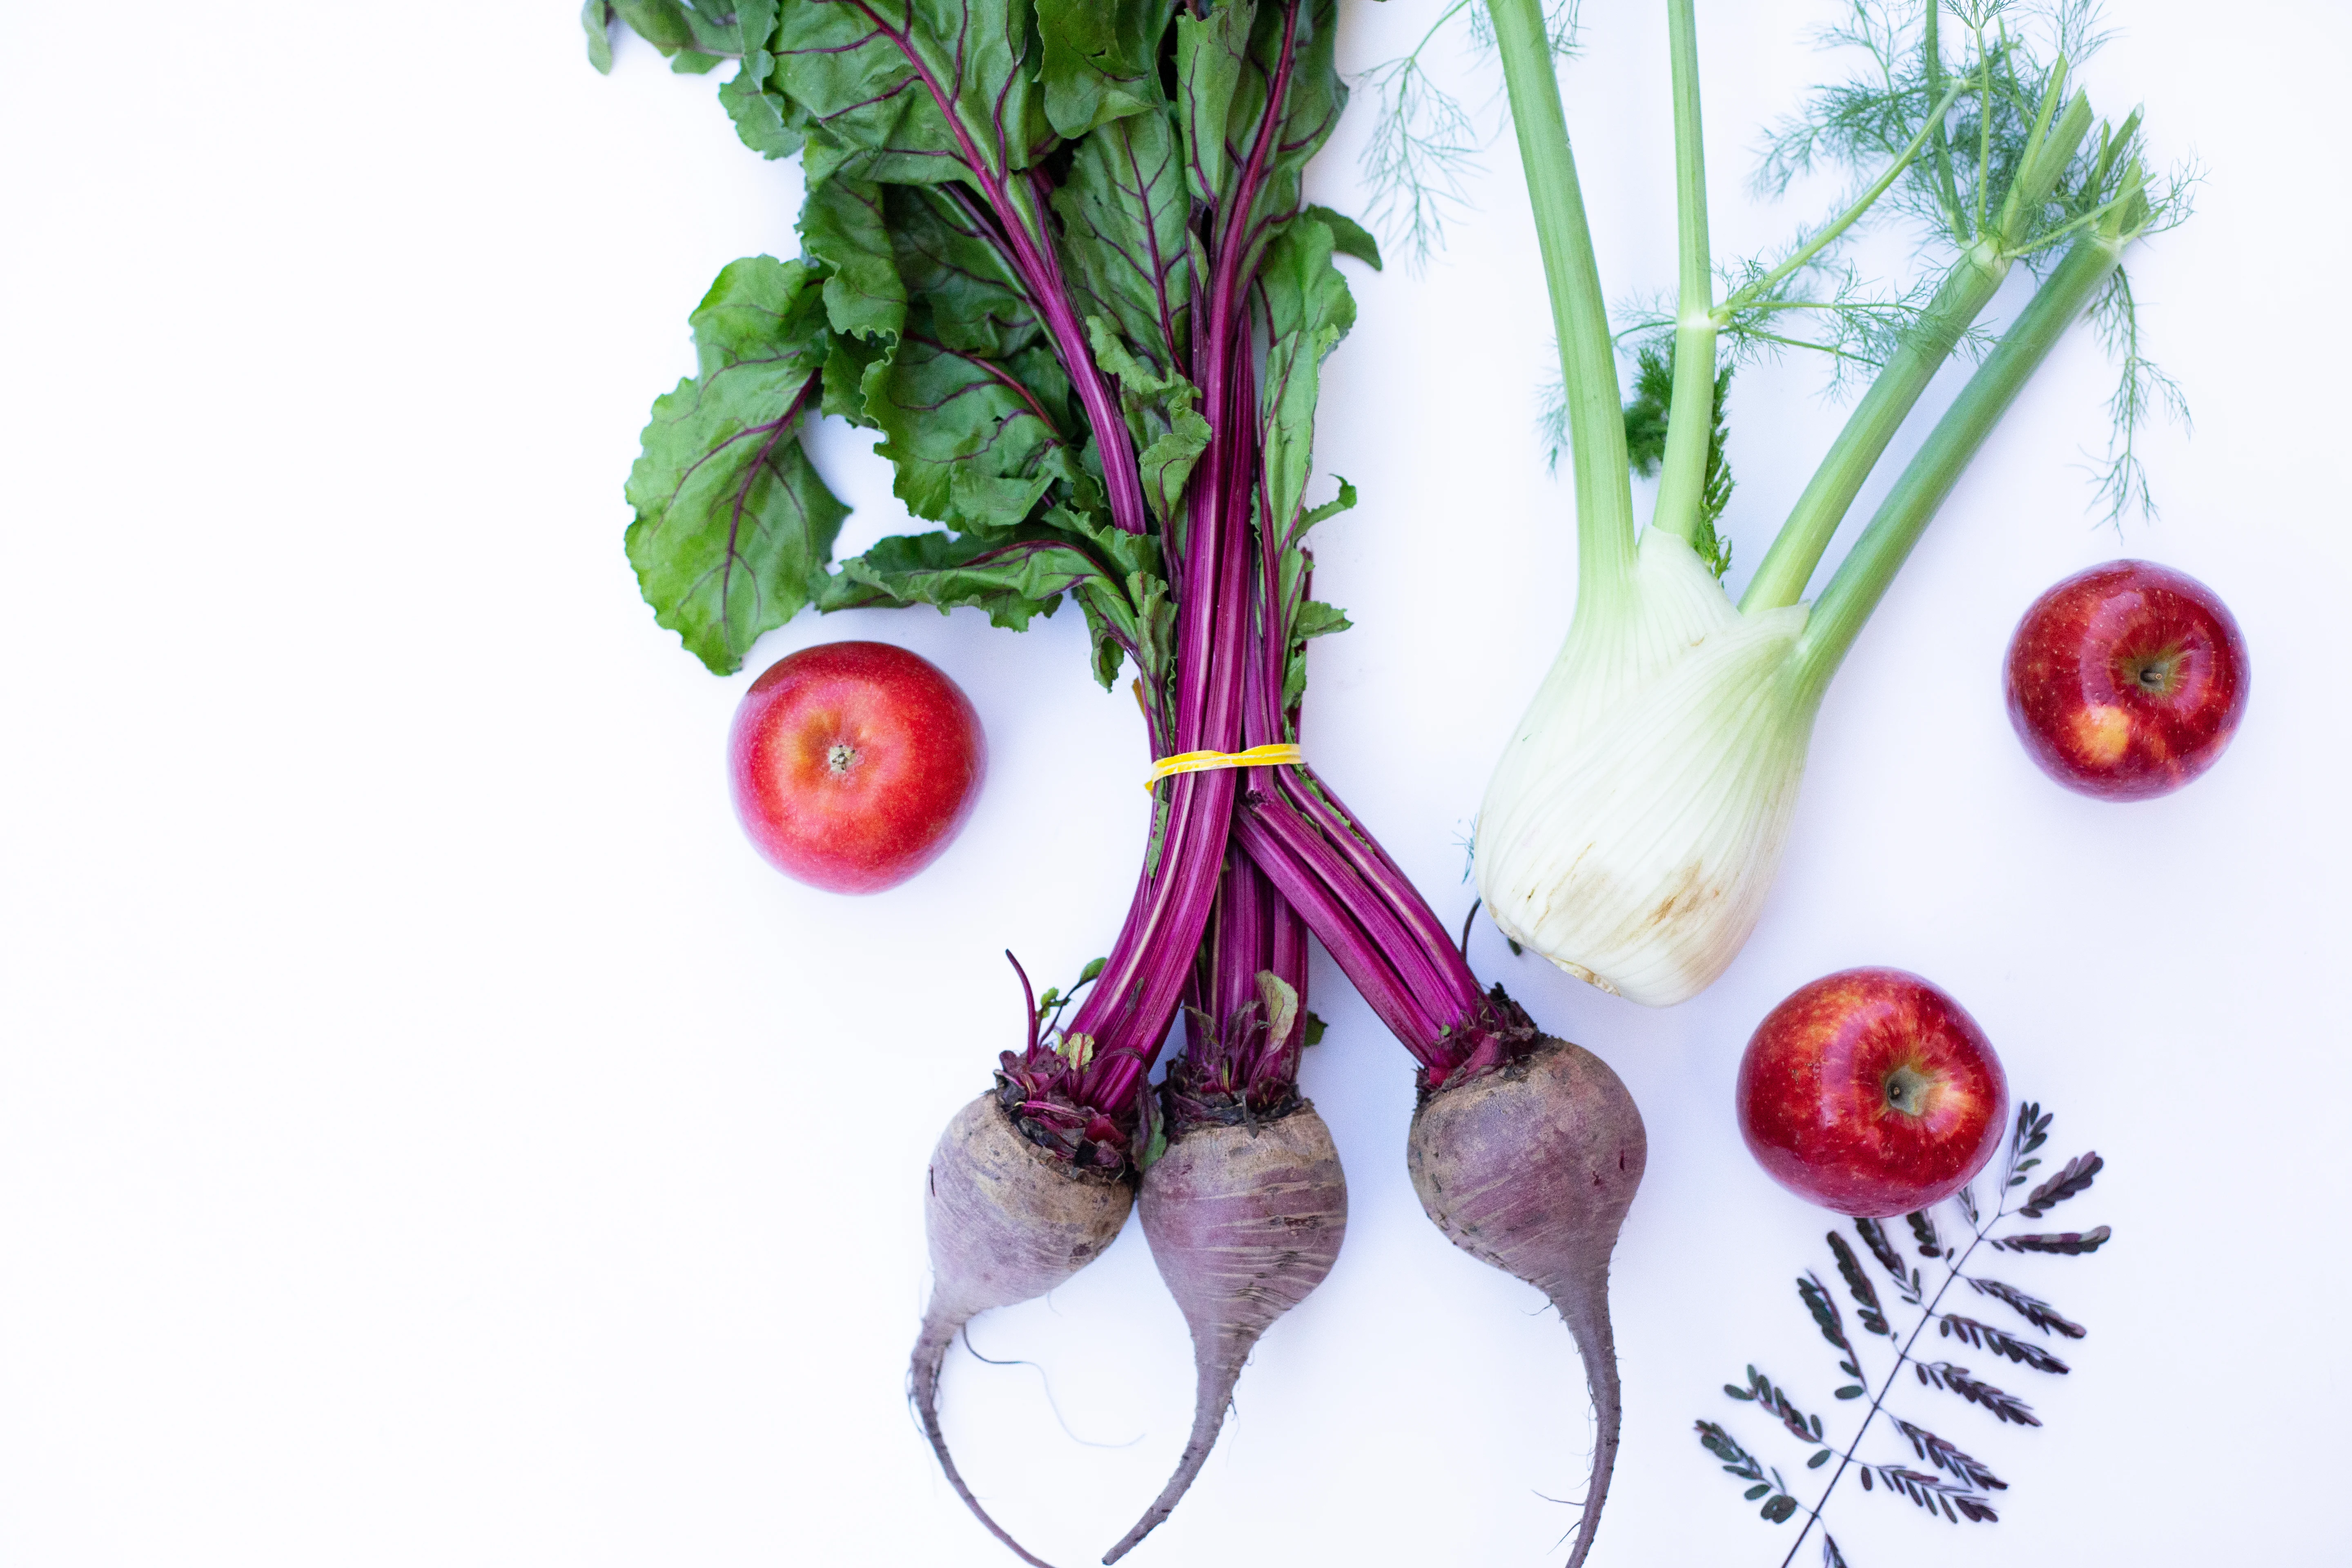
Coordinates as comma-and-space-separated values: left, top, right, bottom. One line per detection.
595, 3, 1648, 1562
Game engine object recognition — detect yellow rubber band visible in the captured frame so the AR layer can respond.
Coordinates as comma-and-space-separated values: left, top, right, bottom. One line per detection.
1144, 743, 1304, 791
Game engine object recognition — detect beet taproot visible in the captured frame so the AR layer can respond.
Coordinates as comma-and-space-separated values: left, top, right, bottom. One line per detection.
911, 1094, 1133, 1568
1407, 1039, 1646, 1568
1104, 1101, 1346, 1562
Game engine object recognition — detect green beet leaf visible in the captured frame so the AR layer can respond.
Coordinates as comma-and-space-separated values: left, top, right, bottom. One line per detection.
774, 0, 1049, 189
820, 331, 889, 426
717, 39, 804, 161
800, 177, 907, 343
1052, 105, 1193, 372
610, 0, 742, 58
582, 1, 615, 74
1258, 213, 1356, 542
820, 528, 1095, 631
1236, 0, 1345, 240
1085, 320, 1209, 529
1173, 1, 1247, 208
821, 519, 1161, 693
1255, 211, 1365, 720
862, 334, 1077, 532
884, 186, 1042, 360
1177, 1, 1343, 232
1282, 596, 1351, 711
1035, 0, 1179, 138
611, 0, 695, 53
852, 185, 1090, 535
1301, 203, 1381, 272
624, 256, 848, 674
717, 71, 802, 159
1060, 507, 1174, 693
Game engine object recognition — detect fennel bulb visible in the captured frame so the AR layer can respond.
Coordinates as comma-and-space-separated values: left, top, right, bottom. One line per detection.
1478, 529, 1811, 1006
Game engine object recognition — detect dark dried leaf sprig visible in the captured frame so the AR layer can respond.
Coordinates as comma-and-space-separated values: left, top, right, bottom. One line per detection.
1936, 1315, 2070, 1374
1856, 1217, 1928, 1309
1727, 1365, 1837, 1465
1890, 1414, 2004, 1492
1692, 1096, 2110, 1564
1991, 1225, 2112, 1255
1911, 1361, 2040, 1428
1860, 1464, 2001, 1523
1794, 1275, 1869, 1401
2019, 1152, 2102, 1217
1699, 1419, 1806, 1523
1965, 1276, 2086, 1341
1828, 1233, 1890, 1337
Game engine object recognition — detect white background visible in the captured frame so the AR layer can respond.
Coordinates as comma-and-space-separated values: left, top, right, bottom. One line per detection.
4, 3, 2346, 1564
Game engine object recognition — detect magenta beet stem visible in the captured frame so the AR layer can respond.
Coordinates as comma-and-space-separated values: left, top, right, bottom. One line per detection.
1230, 798, 1450, 1051
1171, 844, 1314, 1117
1063, 5, 1317, 1120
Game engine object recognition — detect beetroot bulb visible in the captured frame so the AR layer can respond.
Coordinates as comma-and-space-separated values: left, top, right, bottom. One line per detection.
1107, 849, 1347, 1563
1140, 177, 1645, 1550
1406, 1039, 1647, 1568
913, 1096, 1135, 1568
1239, 773, 1652, 1566
1238, 770, 1653, 1566
1211, 346, 1648, 1564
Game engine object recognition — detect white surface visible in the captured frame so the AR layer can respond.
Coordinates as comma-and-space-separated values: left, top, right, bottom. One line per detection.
4, 4, 2345, 1564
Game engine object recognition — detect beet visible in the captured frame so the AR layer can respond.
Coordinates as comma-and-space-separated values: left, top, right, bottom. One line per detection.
1407, 1039, 1646, 1568
1104, 1101, 1347, 1562
911, 1094, 1134, 1568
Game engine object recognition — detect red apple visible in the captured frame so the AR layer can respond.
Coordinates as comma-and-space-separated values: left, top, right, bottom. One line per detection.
1736, 968, 2008, 1218
2004, 559, 2249, 801
727, 641, 986, 895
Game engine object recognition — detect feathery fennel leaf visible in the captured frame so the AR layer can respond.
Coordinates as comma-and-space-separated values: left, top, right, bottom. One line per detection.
1357, 0, 1581, 270
1546, 342, 1733, 579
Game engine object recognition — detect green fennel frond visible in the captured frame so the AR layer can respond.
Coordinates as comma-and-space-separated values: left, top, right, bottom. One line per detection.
1466, 0, 1583, 59
1695, 358, 1737, 581
1535, 350, 1570, 479
1721, 262, 1964, 396
1620, 349, 1675, 478
1755, 1, 2118, 253
2083, 264, 2189, 528
1547, 342, 1735, 580
1617, 260, 1960, 405
1358, 1, 1484, 272
1742, 1, 2186, 517
1359, 0, 1581, 269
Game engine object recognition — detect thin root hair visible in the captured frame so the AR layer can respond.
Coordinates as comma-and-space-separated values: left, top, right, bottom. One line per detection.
957, 1325, 1145, 1451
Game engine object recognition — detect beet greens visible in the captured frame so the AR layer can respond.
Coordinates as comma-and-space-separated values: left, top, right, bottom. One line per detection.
600, 1, 1377, 1555
608, 0, 1359, 1148
597, 3, 1650, 1561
